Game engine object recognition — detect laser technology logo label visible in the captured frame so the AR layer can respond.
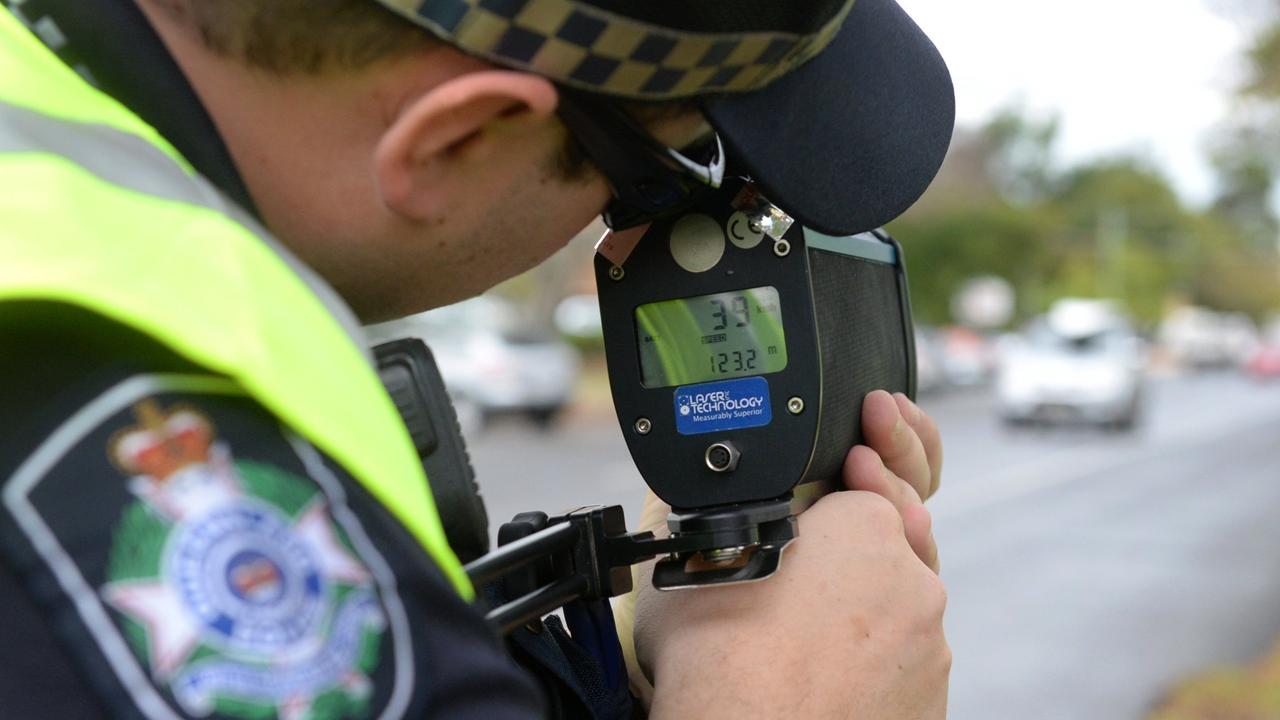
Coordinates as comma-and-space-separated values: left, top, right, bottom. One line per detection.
674, 377, 772, 435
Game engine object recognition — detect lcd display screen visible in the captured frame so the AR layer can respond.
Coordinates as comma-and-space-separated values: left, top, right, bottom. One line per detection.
635, 286, 788, 388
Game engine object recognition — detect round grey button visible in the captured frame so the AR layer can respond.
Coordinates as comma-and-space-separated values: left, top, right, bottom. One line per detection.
669, 214, 725, 273
726, 211, 764, 249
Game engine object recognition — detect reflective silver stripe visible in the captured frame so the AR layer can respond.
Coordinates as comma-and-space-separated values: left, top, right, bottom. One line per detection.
0, 97, 372, 360
0, 97, 213, 205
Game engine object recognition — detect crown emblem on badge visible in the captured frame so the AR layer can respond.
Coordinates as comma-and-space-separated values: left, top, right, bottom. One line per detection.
110, 401, 214, 481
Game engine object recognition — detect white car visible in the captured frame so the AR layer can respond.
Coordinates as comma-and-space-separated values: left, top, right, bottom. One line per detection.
1158, 306, 1259, 370
367, 296, 581, 429
938, 325, 996, 387
914, 326, 946, 394
996, 300, 1145, 430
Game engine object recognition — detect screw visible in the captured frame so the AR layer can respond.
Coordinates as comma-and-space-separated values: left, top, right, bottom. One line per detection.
634, 417, 652, 435
608, 265, 625, 281
703, 545, 750, 565
787, 396, 805, 415
773, 239, 791, 257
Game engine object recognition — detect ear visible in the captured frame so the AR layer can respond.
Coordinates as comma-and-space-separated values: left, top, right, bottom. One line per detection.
374, 70, 559, 221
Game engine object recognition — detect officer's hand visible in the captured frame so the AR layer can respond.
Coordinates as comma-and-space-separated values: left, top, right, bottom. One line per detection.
615, 390, 948, 708
843, 389, 943, 571
634, 490, 951, 719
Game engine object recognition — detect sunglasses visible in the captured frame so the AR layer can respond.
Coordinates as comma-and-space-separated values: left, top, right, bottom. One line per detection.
556, 87, 725, 230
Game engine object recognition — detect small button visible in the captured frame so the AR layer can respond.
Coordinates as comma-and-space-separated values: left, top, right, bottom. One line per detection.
669, 213, 725, 273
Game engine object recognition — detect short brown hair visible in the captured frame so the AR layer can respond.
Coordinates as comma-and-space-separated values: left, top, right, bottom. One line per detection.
147, 0, 433, 74
150, 0, 699, 179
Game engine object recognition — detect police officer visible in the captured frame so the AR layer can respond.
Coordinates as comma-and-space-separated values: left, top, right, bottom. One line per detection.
0, 0, 953, 717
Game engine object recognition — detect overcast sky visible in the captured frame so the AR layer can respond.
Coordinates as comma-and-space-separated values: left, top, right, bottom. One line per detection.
897, 0, 1260, 206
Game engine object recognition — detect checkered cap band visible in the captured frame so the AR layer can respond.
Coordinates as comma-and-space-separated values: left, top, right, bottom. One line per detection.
375, 0, 855, 99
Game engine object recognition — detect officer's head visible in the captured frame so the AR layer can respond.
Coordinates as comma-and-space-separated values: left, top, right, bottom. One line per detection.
137, 0, 953, 322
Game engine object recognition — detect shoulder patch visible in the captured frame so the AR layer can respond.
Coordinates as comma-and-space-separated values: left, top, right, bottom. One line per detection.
3, 374, 415, 720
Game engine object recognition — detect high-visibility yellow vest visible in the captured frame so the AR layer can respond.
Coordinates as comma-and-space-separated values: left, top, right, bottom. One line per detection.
0, 8, 472, 599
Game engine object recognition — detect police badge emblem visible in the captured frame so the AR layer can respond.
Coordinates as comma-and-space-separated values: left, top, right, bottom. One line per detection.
100, 400, 391, 719
2, 375, 419, 720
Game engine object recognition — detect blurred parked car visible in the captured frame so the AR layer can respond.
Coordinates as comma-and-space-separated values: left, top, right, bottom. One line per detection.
1158, 306, 1259, 370
1247, 345, 1280, 380
914, 326, 947, 394
938, 325, 997, 386
996, 299, 1146, 430
367, 296, 581, 429
1246, 316, 1280, 381
553, 293, 604, 341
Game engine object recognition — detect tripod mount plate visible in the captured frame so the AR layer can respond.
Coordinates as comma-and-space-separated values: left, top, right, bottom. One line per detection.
651, 498, 797, 590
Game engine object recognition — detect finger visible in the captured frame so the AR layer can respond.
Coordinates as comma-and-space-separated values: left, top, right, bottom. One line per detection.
622, 491, 670, 700
843, 444, 923, 507
843, 445, 936, 569
861, 390, 932, 501
638, 490, 671, 535
892, 393, 944, 500
902, 502, 940, 573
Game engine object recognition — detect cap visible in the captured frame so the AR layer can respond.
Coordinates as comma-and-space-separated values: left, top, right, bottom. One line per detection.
373, 0, 955, 235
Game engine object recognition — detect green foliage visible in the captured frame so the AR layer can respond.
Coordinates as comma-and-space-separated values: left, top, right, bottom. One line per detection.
891, 202, 1048, 325
1052, 160, 1187, 253
1244, 21, 1280, 99
1207, 3, 1280, 249
981, 108, 1060, 203
1212, 145, 1276, 245
892, 106, 1280, 327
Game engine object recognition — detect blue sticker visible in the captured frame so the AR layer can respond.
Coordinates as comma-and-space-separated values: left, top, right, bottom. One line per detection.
674, 377, 772, 436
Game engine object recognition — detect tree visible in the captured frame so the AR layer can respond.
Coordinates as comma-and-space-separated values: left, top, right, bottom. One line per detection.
1208, 0, 1280, 249
890, 107, 1064, 325
1242, 12, 1280, 99
891, 202, 1050, 325
980, 108, 1060, 204
892, 102, 1279, 327
1210, 128, 1278, 248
